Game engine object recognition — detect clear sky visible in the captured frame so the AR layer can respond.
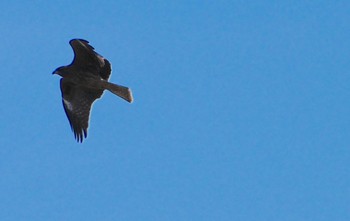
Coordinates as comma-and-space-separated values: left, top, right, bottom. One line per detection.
0, 1, 349, 220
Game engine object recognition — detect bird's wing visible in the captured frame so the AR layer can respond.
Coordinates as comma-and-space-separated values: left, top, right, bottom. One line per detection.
60, 78, 104, 142
69, 39, 111, 80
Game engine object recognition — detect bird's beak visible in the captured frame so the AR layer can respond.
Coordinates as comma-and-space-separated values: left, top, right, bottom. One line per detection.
52, 69, 58, 75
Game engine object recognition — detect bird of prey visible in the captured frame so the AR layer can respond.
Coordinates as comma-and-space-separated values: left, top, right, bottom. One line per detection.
53, 39, 133, 142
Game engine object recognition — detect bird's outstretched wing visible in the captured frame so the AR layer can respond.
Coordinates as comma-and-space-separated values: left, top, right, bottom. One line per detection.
69, 39, 111, 80
60, 78, 104, 142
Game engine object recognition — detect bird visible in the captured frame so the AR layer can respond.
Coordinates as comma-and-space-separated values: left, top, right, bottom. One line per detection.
53, 39, 133, 142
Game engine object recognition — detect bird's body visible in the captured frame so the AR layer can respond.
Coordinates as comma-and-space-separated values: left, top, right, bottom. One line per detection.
53, 39, 133, 142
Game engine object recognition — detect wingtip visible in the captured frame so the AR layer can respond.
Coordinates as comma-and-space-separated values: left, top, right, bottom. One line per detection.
71, 126, 87, 143
70, 38, 89, 44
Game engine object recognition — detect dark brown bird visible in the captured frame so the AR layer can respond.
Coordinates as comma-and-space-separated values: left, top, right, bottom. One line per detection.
53, 39, 133, 142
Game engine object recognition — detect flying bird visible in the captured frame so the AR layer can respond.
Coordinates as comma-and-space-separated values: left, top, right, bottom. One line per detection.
53, 39, 133, 142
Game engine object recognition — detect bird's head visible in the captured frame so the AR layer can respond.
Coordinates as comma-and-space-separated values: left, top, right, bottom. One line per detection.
52, 66, 68, 77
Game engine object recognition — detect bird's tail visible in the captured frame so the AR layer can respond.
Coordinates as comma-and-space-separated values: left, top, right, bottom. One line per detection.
102, 81, 133, 103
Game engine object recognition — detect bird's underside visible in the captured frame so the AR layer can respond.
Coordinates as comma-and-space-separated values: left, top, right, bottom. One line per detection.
53, 39, 133, 142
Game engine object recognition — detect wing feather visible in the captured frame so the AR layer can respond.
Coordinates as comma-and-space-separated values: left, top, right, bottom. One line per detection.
69, 39, 111, 80
60, 78, 104, 142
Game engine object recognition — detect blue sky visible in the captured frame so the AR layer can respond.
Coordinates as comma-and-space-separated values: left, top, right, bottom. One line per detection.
0, 1, 349, 220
